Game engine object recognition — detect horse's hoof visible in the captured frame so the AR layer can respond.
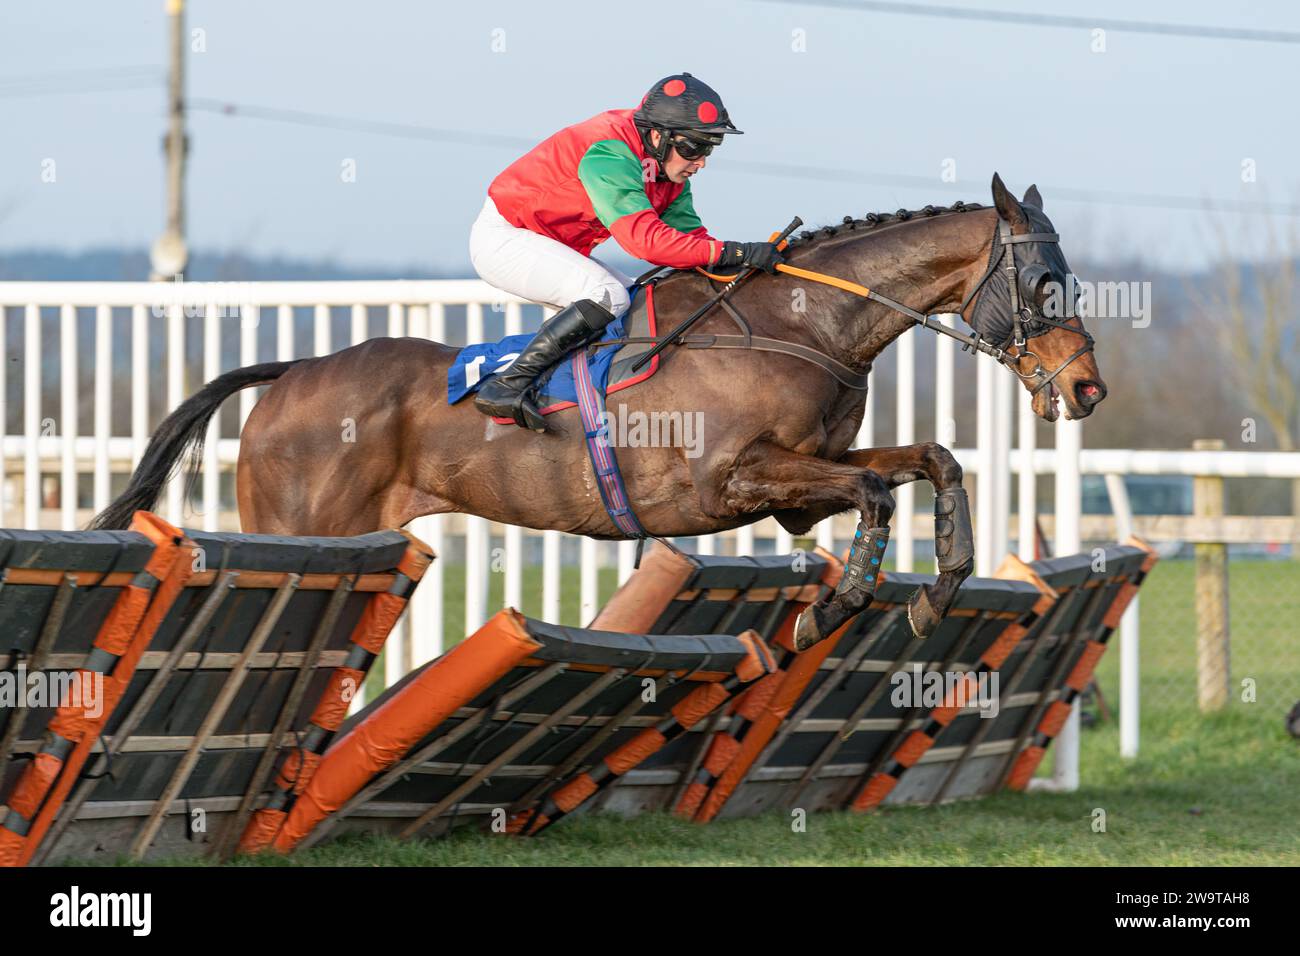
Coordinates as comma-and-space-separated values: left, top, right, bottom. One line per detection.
907, 587, 941, 639
793, 607, 824, 652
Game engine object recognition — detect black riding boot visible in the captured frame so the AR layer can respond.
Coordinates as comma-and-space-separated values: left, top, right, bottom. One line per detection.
474, 298, 616, 431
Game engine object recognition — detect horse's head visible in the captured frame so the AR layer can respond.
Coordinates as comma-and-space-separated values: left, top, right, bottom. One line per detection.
961, 173, 1107, 421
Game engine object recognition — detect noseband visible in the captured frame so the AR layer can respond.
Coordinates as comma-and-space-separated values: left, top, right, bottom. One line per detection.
957, 219, 1095, 396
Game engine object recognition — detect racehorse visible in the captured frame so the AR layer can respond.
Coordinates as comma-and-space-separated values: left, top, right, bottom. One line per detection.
91, 174, 1106, 649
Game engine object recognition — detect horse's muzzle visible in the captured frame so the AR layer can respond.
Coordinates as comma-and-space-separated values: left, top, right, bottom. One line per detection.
1074, 380, 1107, 408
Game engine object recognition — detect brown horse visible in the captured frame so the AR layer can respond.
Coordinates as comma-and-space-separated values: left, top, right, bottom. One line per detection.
91, 174, 1106, 648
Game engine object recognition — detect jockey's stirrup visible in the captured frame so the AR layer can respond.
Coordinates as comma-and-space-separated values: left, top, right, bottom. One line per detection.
474, 297, 616, 431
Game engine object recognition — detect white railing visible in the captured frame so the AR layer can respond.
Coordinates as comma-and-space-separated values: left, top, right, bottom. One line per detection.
7, 280, 1296, 782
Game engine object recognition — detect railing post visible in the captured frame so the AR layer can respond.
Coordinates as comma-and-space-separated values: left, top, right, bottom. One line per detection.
580, 537, 598, 626
93, 305, 112, 515
991, 363, 1013, 563
464, 303, 488, 636
1105, 473, 1140, 758
276, 304, 294, 362
1193, 438, 1230, 712
131, 304, 148, 469
894, 326, 914, 571
502, 302, 524, 610
165, 301, 184, 524
1050, 414, 1083, 791
24, 304, 39, 529
406, 303, 445, 668
975, 354, 995, 576
239, 305, 259, 427
935, 314, 956, 573
202, 301, 220, 532
60, 304, 77, 531
1017, 389, 1037, 562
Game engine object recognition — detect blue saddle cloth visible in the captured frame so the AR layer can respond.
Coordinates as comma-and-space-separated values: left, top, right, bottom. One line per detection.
447, 288, 642, 411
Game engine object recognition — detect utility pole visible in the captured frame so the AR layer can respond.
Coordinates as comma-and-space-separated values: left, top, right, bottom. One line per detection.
151, 0, 189, 280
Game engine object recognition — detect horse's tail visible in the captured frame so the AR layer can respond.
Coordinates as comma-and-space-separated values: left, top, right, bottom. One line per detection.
88, 360, 303, 530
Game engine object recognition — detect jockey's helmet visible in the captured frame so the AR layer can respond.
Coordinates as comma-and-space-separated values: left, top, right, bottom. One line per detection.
633, 73, 742, 167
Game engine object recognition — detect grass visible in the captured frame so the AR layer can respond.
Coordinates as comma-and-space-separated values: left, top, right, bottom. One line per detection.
158, 559, 1300, 866
204, 697, 1295, 867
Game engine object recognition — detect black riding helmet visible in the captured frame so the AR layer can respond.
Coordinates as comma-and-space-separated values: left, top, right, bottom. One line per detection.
633, 73, 742, 169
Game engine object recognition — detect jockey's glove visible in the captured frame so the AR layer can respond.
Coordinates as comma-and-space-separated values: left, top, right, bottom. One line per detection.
716, 240, 786, 274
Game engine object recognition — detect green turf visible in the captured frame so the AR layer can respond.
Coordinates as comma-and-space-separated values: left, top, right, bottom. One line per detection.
143, 558, 1300, 866
146, 702, 1294, 867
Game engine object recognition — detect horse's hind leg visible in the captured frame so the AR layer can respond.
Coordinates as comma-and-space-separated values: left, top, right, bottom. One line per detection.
699, 442, 895, 650
836, 443, 975, 639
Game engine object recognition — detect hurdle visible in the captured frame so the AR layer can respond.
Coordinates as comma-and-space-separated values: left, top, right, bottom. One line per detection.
1000, 538, 1158, 792
289, 547, 835, 844
582, 546, 844, 819
711, 561, 1053, 816
278, 608, 777, 851
850, 540, 1156, 809
0, 512, 192, 867
0, 513, 433, 865
845, 556, 1060, 811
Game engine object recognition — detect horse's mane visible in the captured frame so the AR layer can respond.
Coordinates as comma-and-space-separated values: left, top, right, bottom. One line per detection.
784, 200, 985, 250
647, 200, 987, 288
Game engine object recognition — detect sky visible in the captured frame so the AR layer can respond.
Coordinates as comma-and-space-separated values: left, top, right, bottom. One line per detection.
2, 0, 1298, 275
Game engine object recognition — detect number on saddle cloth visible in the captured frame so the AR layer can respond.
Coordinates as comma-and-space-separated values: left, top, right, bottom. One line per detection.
445, 285, 656, 415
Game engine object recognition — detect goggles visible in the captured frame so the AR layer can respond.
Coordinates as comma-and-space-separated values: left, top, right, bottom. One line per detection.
669, 135, 714, 160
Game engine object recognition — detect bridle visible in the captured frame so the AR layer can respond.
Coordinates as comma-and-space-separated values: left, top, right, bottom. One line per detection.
955, 218, 1096, 396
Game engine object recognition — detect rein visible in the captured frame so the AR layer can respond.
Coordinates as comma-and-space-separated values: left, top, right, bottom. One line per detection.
630, 215, 1094, 396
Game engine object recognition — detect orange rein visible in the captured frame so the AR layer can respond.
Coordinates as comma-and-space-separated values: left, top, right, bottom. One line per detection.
693, 231, 873, 300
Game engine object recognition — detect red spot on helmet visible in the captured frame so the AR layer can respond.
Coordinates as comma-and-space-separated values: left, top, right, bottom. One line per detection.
697, 101, 718, 123
663, 79, 686, 96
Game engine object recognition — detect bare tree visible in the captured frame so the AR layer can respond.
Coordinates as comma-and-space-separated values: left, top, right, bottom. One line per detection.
1201, 211, 1300, 524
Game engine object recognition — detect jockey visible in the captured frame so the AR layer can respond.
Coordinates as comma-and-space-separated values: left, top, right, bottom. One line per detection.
470, 72, 786, 430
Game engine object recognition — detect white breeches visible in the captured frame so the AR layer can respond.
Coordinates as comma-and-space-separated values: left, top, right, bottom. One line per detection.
469, 195, 634, 318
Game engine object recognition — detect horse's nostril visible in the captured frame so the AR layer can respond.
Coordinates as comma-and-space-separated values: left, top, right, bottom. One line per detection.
1075, 381, 1106, 405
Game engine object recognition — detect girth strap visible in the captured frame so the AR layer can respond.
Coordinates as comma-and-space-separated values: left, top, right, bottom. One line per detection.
571, 349, 646, 540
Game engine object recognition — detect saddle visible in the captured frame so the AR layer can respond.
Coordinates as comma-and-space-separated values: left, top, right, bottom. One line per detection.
447, 285, 665, 421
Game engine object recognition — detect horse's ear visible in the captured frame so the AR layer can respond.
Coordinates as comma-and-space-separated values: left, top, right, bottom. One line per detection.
991, 172, 1028, 226
1022, 184, 1043, 209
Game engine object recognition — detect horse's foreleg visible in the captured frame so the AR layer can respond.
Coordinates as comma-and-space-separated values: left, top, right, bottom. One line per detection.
701, 442, 894, 651
837, 442, 975, 639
